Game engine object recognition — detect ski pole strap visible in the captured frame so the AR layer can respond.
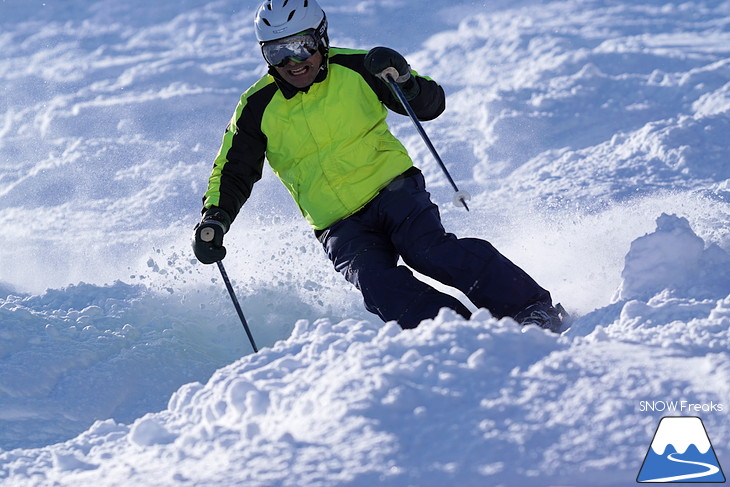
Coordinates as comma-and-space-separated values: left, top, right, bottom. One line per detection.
384, 73, 470, 211
216, 261, 259, 353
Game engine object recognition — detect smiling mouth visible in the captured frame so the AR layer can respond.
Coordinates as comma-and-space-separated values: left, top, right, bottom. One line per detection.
288, 65, 310, 76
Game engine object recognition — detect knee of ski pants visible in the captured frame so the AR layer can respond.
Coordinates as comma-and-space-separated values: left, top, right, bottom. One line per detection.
316, 225, 396, 287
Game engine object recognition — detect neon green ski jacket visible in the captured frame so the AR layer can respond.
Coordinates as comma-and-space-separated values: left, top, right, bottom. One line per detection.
202, 47, 445, 230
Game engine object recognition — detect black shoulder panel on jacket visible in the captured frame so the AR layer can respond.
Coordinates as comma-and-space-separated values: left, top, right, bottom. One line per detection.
329, 48, 446, 121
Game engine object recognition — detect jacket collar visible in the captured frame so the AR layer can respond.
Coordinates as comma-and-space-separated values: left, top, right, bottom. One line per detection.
268, 56, 329, 100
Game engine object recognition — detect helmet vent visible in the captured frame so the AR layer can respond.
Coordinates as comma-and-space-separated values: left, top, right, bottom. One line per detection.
255, 0, 324, 43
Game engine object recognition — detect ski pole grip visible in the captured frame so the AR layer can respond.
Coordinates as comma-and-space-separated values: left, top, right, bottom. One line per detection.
199, 220, 226, 242
200, 226, 216, 242
380, 67, 401, 83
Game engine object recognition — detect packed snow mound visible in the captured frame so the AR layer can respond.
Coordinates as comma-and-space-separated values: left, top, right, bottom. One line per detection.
569, 214, 730, 349
1, 214, 728, 485
2, 290, 728, 486
617, 213, 730, 302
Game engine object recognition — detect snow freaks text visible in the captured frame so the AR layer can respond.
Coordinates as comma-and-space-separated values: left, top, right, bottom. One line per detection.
638, 401, 725, 413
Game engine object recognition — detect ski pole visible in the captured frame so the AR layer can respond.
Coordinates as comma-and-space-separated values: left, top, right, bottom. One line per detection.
383, 70, 471, 211
216, 260, 258, 353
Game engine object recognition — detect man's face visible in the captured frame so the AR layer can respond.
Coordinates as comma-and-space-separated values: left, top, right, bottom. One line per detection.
273, 50, 323, 89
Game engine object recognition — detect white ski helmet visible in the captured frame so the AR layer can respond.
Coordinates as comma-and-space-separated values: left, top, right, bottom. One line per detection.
255, 0, 328, 44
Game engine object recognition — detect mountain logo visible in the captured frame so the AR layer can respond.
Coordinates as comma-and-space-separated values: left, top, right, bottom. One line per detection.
637, 416, 726, 483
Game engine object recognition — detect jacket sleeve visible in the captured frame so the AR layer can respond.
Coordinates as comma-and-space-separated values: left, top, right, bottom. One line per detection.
331, 50, 446, 121
360, 60, 445, 121
202, 83, 276, 222
376, 73, 446, 121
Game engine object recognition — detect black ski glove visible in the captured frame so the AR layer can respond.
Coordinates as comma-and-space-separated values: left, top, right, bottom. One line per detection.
193, 208, 231, 264
364, 46, 421, 100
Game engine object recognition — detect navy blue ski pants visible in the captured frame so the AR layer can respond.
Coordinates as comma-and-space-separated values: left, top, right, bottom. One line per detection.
317, 169, 551, 328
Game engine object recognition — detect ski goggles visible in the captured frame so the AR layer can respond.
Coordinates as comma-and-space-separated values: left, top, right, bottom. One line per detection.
261, 31, 319, 67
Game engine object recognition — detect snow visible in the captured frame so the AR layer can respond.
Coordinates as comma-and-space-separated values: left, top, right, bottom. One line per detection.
650, 417, 712, 455
0, 0, 729, 485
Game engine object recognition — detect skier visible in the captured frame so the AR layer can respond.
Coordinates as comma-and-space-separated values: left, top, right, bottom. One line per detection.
193, 0, 566, 332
